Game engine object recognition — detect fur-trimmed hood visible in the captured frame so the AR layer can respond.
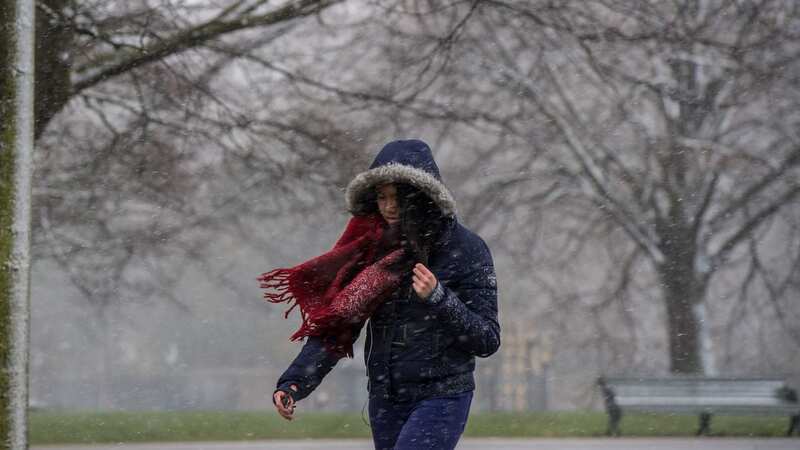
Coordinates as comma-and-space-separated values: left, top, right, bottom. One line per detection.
345, 139, 456, 218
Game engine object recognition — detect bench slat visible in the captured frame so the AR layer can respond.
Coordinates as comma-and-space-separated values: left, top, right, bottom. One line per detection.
601, 377, 799, 413
618, 397, 797, 407
619, 405, 800, 415
614, 386, 784, 394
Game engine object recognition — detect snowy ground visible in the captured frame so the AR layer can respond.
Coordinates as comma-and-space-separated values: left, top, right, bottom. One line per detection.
33, 437, 800, 450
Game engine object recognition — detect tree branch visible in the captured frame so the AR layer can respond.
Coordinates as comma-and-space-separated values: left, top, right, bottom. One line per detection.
71, 0, 341, 95
708, 147, 800, 229
712, 184, 800, 266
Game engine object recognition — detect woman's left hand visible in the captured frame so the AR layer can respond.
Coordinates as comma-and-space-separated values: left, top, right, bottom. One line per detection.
412, 263, 438, 301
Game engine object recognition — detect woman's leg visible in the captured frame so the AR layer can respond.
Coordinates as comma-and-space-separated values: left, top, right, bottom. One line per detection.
392, 391, 473, 450
368, 395, 413, 450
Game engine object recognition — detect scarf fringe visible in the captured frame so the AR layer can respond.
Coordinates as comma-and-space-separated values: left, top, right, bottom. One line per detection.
258, 268, 300, 319
259, 267, 326, 345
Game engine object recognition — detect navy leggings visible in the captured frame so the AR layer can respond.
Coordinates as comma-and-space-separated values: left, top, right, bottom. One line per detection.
368, 390, 473, 450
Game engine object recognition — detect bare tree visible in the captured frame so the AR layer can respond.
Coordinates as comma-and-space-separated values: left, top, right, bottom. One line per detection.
30, 0, 388, 408
405, 0, 800, 375
290, 0, 800, 378
33, 0, 344, 135
30, 0, 382, 305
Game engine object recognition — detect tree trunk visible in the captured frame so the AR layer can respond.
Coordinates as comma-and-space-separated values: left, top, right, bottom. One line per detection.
662, 278, 702, 374
657, 212, 707, 375
693, 301, 717, 376
0, 0, 35, 448
658, 245, 708, 374
33, 0, 72, 139
94, 309, 114, 410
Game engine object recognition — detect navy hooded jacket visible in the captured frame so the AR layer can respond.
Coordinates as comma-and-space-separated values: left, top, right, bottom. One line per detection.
276, 139, 500, 403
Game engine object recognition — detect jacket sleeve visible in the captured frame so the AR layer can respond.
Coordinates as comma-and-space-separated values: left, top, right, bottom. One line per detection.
428, 240, 500, 358
275, 324, 363, 402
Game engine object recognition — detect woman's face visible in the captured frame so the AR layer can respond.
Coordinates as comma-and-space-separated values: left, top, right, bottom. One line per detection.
376, 184, 400, 224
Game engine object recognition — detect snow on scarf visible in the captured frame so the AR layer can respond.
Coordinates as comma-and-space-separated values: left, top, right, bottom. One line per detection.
258, 213, 410, 357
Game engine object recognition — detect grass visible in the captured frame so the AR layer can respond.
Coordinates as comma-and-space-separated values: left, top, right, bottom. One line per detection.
29, 410, 793, 445
463, 411, 791, 438
29, 411, 372, 445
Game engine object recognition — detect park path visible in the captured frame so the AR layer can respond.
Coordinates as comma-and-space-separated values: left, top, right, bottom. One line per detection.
33, 437, 799, 450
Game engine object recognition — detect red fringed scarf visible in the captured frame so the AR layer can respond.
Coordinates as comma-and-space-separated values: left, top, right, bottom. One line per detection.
258, 214, 409, 357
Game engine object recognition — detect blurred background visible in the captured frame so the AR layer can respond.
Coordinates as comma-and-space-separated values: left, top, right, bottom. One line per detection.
28, 0, 800, 414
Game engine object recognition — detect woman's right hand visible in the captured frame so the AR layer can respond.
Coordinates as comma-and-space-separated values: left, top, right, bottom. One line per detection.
273, 384, 298, 421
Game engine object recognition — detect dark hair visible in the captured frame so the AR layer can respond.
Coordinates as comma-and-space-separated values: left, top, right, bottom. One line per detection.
395, 184, 445, 266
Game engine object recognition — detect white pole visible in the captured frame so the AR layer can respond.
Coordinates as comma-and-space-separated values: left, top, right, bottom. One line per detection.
4, 0, 35, 448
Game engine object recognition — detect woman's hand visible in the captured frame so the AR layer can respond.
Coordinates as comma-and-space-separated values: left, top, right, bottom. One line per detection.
412, 263, 438, 301
273, 384, 298, 421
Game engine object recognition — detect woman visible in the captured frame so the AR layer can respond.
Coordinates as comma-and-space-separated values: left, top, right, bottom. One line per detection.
260, 139, 500, 450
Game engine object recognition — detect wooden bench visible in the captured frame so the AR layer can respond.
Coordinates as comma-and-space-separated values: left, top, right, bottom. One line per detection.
597, 376, 800, 437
